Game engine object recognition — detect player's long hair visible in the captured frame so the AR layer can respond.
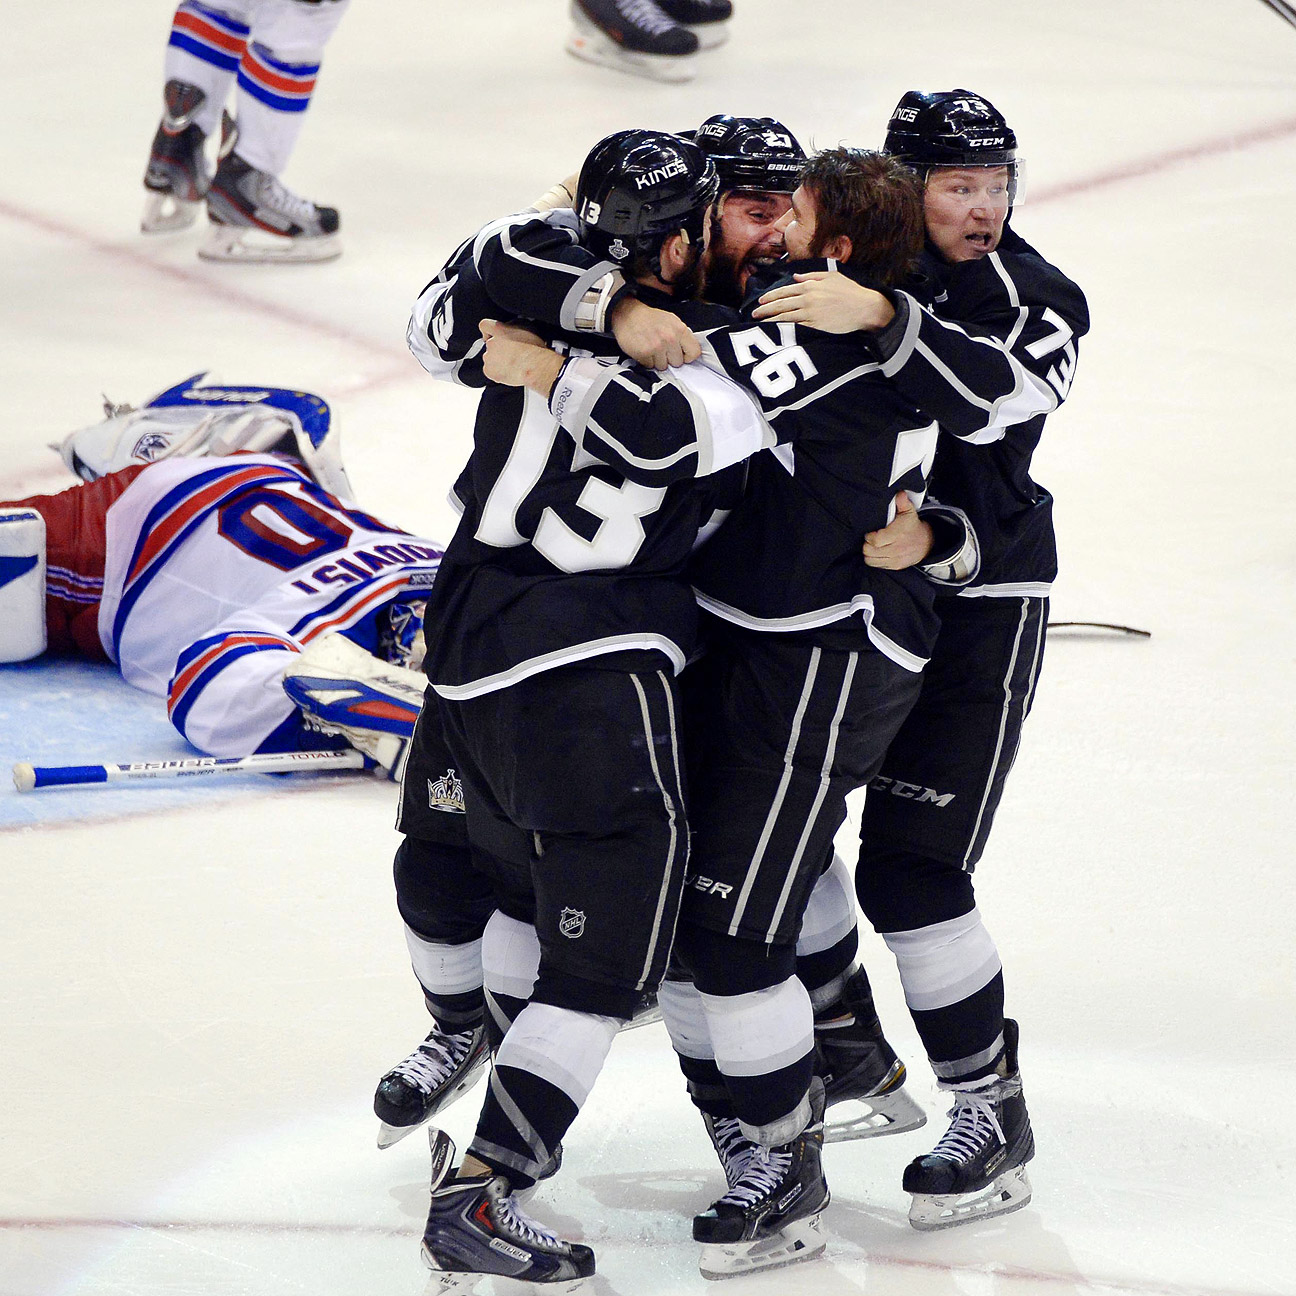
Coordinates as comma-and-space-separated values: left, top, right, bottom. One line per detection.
801, 149, 925, 290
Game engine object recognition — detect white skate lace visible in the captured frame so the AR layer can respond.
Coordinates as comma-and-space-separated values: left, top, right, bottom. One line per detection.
709, 1117, 760, 1189
716, 1145, 791, 1208
257, 173, 322, 225
492, 1188, 569, 1252
614, 0, 677, 35
929, 1090, 1005, 1164
390, 1030, 474, 1094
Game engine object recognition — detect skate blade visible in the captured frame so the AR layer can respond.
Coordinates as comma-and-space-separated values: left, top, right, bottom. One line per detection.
420, 1251, 589, 1296
198, 225, 342, 264
908, 1164, 1032, 1231
698, 1213, 826, 1280
564, 29, 698, 83
141, 192, 200, 234
377, 1118, 421, 1149
824, 1086, 927, 1143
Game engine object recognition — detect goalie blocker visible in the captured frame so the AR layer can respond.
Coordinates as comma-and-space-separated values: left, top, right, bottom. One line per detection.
0, 508, 47, 663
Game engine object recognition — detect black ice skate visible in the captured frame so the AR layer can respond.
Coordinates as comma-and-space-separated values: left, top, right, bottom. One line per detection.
566, 0, 700, 83
142, 79, 230, 234
692, 1078, 830, 1279
422, 1172, 595, 1291
815, 966, 927, 1142
375, 1022, 489, 1149
903, 1017, 1035, 1231
202, 152, 341, 264
656, 0, 733, 47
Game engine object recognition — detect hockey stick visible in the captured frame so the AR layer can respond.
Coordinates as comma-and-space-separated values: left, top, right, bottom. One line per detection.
1258, 0, 1296, 31
12, 748, 372, 793
1046, 621, 1151, 638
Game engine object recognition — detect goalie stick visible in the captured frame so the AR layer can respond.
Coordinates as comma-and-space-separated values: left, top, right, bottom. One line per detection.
13, 749, 372, 792
1258, 0, 1296, 30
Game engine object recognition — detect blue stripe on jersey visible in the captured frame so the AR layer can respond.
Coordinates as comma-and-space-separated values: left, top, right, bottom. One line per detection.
111, 463, 303, 659
168, 635, 291, 736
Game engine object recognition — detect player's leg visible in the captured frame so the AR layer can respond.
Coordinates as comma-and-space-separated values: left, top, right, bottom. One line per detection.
421, 664, 686, 1284
856, 594, 1047, 1229
203, 0, 348, 263
3, 467, 148, 662
142, 2, 250, 231
374, 698, 504, 1147
669, 632, 922, 1276
796, 850, 926, 1142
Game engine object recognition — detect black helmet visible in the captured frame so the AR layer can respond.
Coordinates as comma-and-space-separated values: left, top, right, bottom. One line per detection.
576, 129, 719, 270
884, 89, 1018, 175
691, 114, 806, 194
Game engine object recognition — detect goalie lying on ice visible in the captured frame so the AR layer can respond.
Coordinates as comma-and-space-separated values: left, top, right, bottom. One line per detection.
0, 377, 439, 780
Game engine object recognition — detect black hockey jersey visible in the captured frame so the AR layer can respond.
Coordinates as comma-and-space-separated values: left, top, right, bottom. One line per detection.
407, 212, 762, 699
873, 227, 1090, 595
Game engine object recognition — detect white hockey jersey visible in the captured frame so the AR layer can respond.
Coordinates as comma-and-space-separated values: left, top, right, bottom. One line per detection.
97, 455, 442, 756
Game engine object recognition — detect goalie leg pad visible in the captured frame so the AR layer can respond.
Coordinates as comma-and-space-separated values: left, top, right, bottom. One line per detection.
0, 509, 48, 663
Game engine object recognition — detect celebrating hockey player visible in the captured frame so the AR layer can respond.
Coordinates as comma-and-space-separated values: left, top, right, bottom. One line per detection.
141, 0, 348, 262
0, 377, 437, 773
751, 88, 1090, 1230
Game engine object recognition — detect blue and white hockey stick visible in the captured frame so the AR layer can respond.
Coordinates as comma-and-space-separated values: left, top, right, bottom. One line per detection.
13, 748, 372, 792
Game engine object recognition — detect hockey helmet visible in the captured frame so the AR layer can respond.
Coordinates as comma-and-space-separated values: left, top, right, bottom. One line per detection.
690, 114, 806, 194
575, 129, 718, 269
884, 90, 1021, 193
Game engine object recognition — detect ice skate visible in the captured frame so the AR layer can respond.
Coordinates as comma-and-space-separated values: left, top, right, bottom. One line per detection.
904, 1018, 1035, 1231
375, 1022, 489, 1149
202, 152, 341, 264
656, 0, 732, 47
814, 967, 926, 1142
422, 1172, 594, 1291
566, 0, 699, 83
142, 80, 227, 233
692, 1078, 829, 1280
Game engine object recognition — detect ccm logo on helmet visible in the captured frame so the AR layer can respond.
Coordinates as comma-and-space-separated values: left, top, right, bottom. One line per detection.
968, 137, 1007, 148
634, 159, 688, 189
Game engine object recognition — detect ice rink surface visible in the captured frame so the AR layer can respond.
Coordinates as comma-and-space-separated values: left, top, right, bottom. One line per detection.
2, 2, 1295, 1293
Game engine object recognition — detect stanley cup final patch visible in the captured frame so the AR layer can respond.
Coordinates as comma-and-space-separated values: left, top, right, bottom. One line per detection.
427, 768, 465, 814
558, 908, 587, 939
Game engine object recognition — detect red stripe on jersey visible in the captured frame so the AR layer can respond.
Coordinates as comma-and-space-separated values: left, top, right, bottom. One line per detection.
173, 10, 248, 55
298, 574, 413, 643
168, 633, 297, 715
127, 465, 290, 586
240, 49, 317, 96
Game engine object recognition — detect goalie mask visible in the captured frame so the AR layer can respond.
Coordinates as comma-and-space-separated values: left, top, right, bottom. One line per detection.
576, 129, 718, 276
377, 599, 427, 670
690, 114, 805, 195
884, 89, 1024, 203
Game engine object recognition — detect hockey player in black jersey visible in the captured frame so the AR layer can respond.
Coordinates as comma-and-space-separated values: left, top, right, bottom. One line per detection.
400, 130, 801, 1289
752, 88, 1090, 1230
473, 142, 1065, 1276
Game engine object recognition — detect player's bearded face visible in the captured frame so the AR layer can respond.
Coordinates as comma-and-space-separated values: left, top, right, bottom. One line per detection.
702, 191, 790, 307
923, 167, 1010, 263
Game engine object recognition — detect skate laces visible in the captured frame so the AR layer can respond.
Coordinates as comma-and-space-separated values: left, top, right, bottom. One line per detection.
491, 1185, 569, 1252
930, 1089, 1005, 1164
709, 1117, 760, 1189
390, 1030, 474, 1093
257, 173, 321, 224
615, 0, 677, 34
716, 1144, 791, 1208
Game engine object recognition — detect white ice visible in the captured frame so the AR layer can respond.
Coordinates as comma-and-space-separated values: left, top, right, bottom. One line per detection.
2, 2, 1294, 1294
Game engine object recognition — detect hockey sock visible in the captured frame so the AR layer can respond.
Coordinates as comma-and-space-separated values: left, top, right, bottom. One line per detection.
470, 1002, 619, 1188
882, 907, 1007, 1084
231, 0, 350, 176
402, 927, 484, 1030
164, 2, 248, 138
482, 911, 540, 1053
657, 977, 731, 1116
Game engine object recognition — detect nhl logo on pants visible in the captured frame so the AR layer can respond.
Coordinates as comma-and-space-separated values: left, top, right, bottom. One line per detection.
558, 908, 587, 939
